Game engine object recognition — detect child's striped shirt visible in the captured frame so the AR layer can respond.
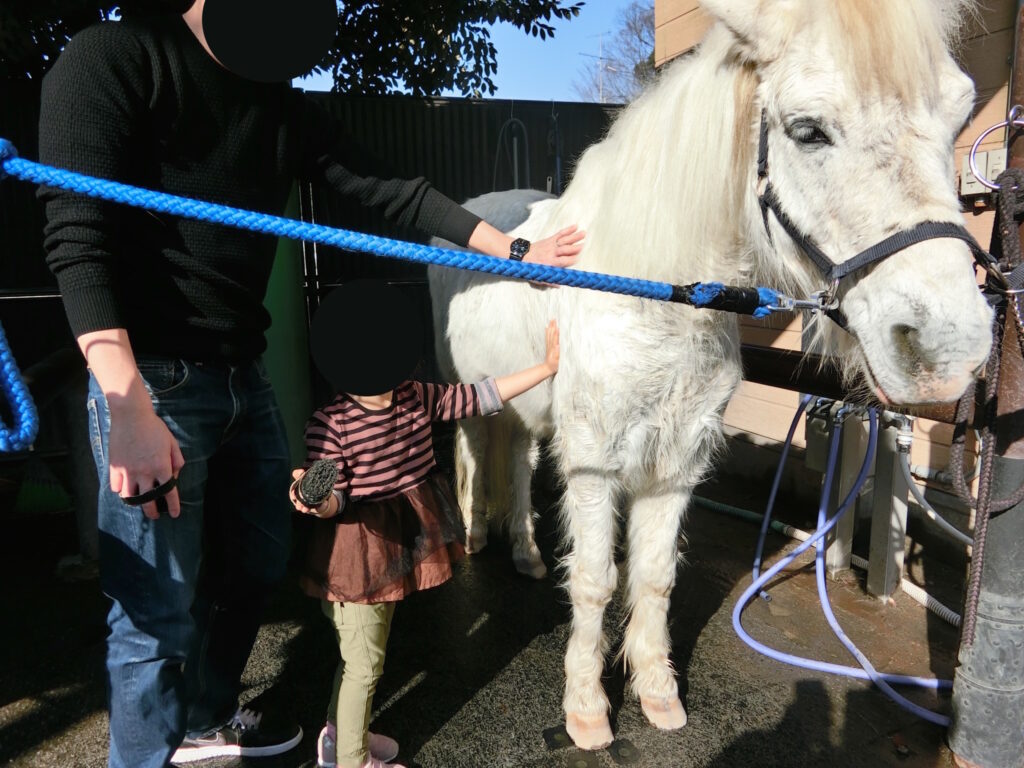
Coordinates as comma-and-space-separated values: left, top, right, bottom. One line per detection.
303, 379, 502, 500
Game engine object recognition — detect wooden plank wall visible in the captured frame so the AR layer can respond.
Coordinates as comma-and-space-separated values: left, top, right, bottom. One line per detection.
654, 0, 710, 67
653, 0, 1013, 490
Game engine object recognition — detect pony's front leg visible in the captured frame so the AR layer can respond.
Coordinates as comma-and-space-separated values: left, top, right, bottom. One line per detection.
562, 470, 619, 750
623, 488, 688, 731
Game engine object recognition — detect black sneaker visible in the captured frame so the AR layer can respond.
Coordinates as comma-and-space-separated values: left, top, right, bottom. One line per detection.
171, 707, 303, 763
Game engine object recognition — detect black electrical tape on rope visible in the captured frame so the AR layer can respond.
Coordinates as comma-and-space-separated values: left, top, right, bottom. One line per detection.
671, 284, 766, 315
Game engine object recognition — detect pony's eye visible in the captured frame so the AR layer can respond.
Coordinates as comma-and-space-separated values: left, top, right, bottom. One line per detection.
786, 119, 833, 147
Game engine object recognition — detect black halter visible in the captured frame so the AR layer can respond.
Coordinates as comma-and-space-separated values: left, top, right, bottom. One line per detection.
755, 111, 999, 326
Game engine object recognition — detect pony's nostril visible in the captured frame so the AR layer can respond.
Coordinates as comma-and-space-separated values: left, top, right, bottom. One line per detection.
891, 323, 927, 375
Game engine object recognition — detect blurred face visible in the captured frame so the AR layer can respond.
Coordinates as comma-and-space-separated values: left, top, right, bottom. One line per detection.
310, 281, 424, 397
184, 0, 337, 83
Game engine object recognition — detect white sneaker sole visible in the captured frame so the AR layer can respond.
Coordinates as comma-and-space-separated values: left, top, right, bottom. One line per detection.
172, 727, 303, 763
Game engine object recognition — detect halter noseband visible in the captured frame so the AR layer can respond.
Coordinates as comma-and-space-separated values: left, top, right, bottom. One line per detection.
755, 110, 998, 327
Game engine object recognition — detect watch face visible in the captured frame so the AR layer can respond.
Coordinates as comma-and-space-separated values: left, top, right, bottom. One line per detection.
510, 238, 530, 260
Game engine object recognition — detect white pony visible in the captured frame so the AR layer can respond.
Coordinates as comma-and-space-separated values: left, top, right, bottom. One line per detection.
429, 0, 992, 750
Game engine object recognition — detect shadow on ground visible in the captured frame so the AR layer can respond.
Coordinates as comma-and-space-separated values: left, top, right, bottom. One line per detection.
0, 451, 963, 768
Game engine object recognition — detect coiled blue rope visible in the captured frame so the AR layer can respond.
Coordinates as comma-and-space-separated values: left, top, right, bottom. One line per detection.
0, 319, 38, 453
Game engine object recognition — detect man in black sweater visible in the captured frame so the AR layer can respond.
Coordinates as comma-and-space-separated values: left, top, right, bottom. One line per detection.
37, 2, 583, 766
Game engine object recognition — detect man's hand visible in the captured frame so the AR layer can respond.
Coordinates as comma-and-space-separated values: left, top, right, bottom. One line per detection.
108, 403, 185, 520
526, 225, 585, 268
467, 221, 586, 270
78, 328, 185, 520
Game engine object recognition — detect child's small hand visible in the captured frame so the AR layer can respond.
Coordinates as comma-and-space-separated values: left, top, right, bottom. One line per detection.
544, 319, 560, 376
289, 468, 337, 518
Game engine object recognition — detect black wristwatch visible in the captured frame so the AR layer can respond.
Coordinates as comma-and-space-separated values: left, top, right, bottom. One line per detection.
509, 237, 531, 261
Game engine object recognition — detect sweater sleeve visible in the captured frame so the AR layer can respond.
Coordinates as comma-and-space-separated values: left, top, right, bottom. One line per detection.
297, 94, 482, 247
411, 378, 503, 422
36, 23, 151, 337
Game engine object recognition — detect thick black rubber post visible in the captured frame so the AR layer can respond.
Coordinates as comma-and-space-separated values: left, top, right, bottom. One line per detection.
948, 455, 1024, 768
296, 459, 338, 508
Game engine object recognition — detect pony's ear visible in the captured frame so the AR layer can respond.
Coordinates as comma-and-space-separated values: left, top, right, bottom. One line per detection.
699, 0, 799, 61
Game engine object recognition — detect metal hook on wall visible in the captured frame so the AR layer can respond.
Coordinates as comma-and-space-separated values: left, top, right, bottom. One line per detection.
968, 104, 1024, 190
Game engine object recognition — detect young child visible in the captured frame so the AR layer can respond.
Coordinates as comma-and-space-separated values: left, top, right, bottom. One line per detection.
290, 280, 561, 768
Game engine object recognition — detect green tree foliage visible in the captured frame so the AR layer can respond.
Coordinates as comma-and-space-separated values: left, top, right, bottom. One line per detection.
0, 0, 125, 82
0, 0, 585, 96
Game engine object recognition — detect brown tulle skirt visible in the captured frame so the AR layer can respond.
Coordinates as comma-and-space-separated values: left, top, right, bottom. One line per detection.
299, 471, 465, 604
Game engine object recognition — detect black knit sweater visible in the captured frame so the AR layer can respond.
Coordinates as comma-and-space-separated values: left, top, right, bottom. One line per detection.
37, 15, 481, 363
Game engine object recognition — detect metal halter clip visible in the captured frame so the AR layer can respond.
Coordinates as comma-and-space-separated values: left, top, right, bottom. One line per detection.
811, 279, 841, 312
765, 294, 823, 312
765, 280, 840, 314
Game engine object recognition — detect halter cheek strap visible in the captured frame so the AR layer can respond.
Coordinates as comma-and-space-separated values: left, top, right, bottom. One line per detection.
755, 110, 999, 326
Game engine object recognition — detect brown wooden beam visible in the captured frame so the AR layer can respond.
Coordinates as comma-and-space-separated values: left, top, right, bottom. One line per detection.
740, 344, 967, 425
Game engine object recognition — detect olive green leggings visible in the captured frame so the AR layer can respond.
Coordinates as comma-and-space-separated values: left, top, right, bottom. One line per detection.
322, 599, 396, 768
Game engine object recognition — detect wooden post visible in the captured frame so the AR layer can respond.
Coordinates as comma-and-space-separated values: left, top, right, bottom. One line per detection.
948, 4, 1024, 765
997, 0, 1024, 459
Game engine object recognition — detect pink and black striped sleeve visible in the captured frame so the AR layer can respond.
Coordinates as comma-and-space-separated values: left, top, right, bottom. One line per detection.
412, 379, 503, 422
302, 410, 351, 495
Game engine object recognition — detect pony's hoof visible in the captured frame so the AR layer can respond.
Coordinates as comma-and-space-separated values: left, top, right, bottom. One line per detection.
513, 551, 547, 579
565, 712, 613, 751
640, 696, 687, 730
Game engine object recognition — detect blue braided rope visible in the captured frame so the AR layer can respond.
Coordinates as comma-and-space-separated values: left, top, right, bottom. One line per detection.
0, 137, 788, 312
0, 319, 39, 452
0, 138, 674, 301
0, 137, 789, 453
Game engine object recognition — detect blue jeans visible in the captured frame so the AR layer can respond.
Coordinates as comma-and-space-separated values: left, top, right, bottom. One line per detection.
88, 357, 292, 768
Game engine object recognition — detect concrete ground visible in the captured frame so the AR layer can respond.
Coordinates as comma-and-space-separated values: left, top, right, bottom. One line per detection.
0, 460, 966, 768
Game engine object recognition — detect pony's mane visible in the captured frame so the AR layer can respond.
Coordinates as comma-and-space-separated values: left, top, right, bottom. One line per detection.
824, 0, 975, 102
544, 26, 759, 290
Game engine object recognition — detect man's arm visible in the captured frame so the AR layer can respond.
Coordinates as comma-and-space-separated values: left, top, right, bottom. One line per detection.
78, 329, 185, 519
38, 23, 147, 337
38, 26, 184, 519
298, 94, 584, 266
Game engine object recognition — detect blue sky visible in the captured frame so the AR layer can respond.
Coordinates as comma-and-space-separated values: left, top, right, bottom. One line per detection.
296, 1, 639, 102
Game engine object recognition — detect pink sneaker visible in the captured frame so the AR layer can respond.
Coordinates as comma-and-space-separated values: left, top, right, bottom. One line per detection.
368, 732, 399, 763
360, 758, 407, 768
317, 726, 400, 767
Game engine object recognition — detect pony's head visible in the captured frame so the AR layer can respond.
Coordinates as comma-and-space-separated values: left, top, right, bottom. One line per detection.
704, 0, 992, 405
